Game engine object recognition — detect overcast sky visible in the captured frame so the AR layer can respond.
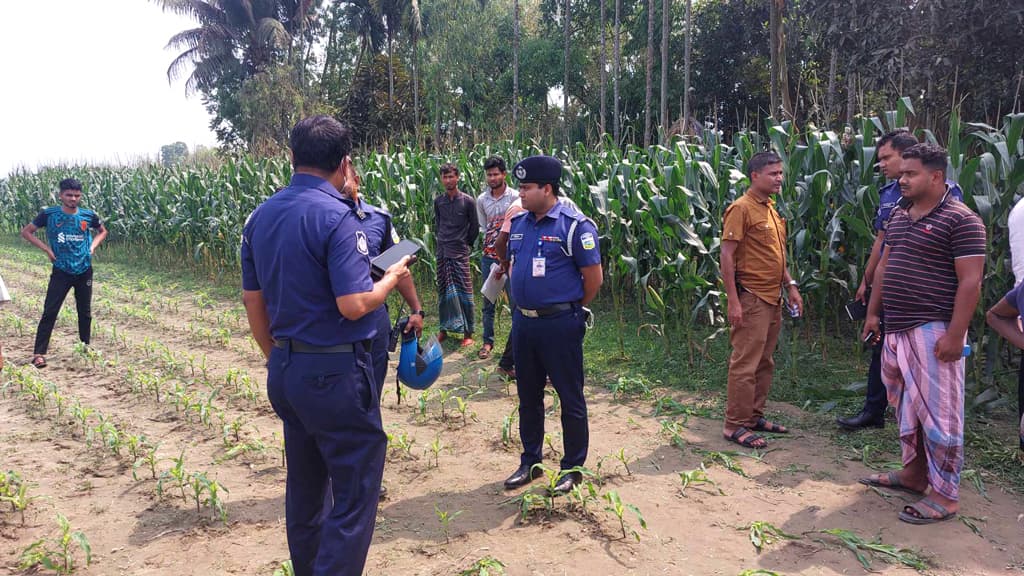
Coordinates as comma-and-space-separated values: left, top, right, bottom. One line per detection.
0, 0, 216, 178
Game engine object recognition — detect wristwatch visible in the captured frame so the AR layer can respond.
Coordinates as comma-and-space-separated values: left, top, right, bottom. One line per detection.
413, 310, 426, 317
787, 280, 798, 287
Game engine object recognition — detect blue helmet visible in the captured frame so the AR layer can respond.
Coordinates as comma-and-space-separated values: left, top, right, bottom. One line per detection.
396, 317, 443, 390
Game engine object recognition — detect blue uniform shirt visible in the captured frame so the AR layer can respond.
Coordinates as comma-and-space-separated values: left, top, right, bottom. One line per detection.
874, 180, 964, 232
241, 173, 376, 346
345, 198, 400, 334
508, 202, 601, 309
32, 207, 102, 275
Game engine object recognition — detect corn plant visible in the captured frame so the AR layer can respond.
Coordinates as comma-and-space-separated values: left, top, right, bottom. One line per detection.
678, 465, 723, 496
273, 560, 295, 576
746, 521, 800, 553
815, 528, 930, 571
602, 490, 647, 542
157, 450, 188, 500
434, 504, 463, 543
458, 556, 506, 576
428, 434, 444, 468
500, 406, 519, 449
386, 429, 417, 461
0, 471, 37, 525
18, 513, 92, 575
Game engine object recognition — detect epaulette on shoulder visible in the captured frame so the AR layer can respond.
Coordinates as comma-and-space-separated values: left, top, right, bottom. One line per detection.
510, 210, 529, 220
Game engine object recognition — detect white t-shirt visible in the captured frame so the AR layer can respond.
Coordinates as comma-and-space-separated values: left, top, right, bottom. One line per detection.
1009, 196, 1024, 285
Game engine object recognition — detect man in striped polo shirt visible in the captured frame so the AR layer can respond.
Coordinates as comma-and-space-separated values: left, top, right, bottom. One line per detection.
860, 144, 986, 524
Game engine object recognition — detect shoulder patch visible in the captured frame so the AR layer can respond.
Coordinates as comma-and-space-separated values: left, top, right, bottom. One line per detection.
580, 231, 596, 250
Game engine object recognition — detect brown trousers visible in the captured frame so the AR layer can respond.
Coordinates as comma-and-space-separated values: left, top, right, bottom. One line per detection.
725, 291, 782, 429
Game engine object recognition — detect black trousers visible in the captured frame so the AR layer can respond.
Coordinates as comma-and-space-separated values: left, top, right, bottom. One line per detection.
34, 267, 93, 355
862, 331, 888, 417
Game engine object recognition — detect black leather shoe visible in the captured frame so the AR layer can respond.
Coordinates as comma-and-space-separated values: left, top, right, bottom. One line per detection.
504, 464, 543, 489
553, 471, 583, 494
837, 411, 884, 430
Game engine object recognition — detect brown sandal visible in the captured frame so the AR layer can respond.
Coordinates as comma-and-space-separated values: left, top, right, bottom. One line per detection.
724, 426, 767, 449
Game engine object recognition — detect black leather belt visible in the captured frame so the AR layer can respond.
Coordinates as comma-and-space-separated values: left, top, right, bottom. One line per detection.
274, 339, 356, 354
517, 303, 575, 318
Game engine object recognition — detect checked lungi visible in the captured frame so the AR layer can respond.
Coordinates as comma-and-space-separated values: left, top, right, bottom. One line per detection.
881, 321, 965, 501
436, 255, 475, 334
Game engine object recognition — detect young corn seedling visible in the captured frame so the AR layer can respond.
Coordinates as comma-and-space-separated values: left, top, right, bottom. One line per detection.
659, 419, 687, 451
386, 429, 417, 461
568, 480, 600, 514
745, 521, 800, 553
187, 472, 209, 515
451, 395, 473, 427
458, 556, 506, 576
428, 434, 444, 468
612, 448, 635, 476
543, 433, 561, 459
434, 504, 463, 543
415, 390, 431, 422
157, 450, 188, 500
500, 406, 519, 449
737, 570, 784, 576
544, 388, 560, 417
273, 560, 295, 576
18, 513, 92, 575
678, 465, 724, 496
602, 490, 647, 541
696, 449, 748, 477
0, 472, 37, 525
815, 528, 930, 571
203, 476, 229, 523
133, 442, 161, 481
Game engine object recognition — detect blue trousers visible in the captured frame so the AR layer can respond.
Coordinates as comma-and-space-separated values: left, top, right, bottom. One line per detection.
512, 307, 589, 470
267, 344, 385, 576
371, 309, 392, 395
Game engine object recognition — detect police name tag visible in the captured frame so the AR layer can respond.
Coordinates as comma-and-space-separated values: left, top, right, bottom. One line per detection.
532, 257, 546, 277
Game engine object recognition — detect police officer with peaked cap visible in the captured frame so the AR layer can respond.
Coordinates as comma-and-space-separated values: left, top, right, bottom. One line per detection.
502, 155, 604, 494
241, 115, 411, 576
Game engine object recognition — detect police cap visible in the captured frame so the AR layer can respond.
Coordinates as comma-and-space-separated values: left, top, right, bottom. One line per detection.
513, 155, 563, 186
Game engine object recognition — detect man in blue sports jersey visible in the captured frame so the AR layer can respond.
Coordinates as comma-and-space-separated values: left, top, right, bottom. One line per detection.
21, 178, 108, 369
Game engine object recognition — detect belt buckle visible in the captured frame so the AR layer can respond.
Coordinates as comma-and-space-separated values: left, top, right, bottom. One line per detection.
521, 308, 539, 318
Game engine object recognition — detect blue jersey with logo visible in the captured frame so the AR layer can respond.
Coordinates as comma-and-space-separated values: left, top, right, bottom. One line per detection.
240, 173, 376, 346
508, 202, 601, 309
874, 180, 964, 232
32, 207, 102, 275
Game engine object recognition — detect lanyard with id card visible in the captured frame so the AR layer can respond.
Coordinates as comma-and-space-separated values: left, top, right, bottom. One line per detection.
532, 240, 545, 277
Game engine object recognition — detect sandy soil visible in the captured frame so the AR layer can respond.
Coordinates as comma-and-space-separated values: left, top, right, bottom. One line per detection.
1, 257, 1022, 576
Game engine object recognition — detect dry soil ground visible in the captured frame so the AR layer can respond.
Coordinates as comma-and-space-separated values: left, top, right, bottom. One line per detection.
1, 251, 1022, 576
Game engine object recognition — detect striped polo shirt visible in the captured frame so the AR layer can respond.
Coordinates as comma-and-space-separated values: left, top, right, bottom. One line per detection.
881, 193, 986, 333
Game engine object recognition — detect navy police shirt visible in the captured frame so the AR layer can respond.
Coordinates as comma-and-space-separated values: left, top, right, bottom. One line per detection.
32, 207, 102, 275
345, 197, 400, 334
241, 173, 376, 346
508, 202, 601, 309
874, 180, 963, 232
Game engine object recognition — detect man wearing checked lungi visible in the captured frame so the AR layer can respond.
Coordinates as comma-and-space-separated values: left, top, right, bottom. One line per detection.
861, 143, 986, 524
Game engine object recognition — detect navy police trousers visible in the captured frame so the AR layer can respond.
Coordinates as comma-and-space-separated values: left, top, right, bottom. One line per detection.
512, 306, 589, 470
267, 343, 385, 576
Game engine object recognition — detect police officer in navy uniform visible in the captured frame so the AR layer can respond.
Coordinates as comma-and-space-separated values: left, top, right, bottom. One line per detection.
339, 163, 425, 392
241, 116, 411, 576
502, 155, 603, 493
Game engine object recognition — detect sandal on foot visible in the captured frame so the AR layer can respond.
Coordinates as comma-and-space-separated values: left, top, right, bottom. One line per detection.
751, 417, 789, 434
31, 355, 47, 369
478, 344, 493, 359
724, 426, 767, 449
898, 498, 955, 525
857, 471, 925, 495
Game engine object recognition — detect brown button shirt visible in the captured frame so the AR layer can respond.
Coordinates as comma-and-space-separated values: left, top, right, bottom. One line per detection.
721, 190, 787, 304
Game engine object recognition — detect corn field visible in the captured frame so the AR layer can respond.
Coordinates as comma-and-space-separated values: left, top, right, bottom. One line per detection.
3, 102, 1024, 389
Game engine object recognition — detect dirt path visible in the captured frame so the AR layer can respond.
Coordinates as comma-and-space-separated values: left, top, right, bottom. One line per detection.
1, 258, 1022, 576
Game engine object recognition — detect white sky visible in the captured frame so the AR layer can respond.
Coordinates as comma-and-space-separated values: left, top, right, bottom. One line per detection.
0, 0, 217, 178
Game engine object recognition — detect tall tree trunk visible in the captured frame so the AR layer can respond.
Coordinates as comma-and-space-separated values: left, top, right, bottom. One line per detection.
613, 0, 621, 145
599, 0, 607, 136
660, 0, 671, 143
563, 0, 571, 146
769, 0, 791, 119
682, 0, 691, 131
826, 48, 837, 125
387, 27, 395, 107
644, 0, 654, 146
846, 68, 856, 124
413, 31, 420, 142
513, 0, 520, 135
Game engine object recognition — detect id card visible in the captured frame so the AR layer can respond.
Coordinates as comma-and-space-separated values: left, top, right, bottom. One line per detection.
532, 257, 546, 277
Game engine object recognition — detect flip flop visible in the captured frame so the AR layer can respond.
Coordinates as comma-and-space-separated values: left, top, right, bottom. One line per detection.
478, 344, 493, 359
898, 498, 955, 525
857, 471, 925, 496
751, 417, 789, 434
724, 426, 767, 449
31, 355, 47, 369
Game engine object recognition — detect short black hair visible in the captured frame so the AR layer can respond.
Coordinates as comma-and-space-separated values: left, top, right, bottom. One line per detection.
483, 156, 506, 172
877, 129, 918, 153
550, 182, 561, 197
59, 178, 82, 192
901, 143, 948, 173
440, 162, 459, 176
748, 151, 783, 176
289, 115, 352, 173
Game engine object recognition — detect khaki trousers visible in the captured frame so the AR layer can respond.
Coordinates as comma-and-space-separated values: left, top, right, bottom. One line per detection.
725, 291, 782, 429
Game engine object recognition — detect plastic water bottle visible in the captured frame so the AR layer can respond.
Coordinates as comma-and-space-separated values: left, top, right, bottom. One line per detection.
962, 343, 971, 357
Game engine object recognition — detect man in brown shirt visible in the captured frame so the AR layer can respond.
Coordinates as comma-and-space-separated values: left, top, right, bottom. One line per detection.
719, 152, 803, 448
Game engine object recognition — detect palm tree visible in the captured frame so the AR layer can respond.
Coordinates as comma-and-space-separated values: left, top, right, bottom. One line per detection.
513, 0, 520, 134
613, 0, 621, 144
155, 0, 298, 94
660, 0, 671, 143
682, 0, 691, 129
563, 0, 571, 145
599, 0, 606, 136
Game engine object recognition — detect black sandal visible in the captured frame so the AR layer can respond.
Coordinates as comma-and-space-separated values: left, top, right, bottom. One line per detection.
752, 417, 789, 434
725, 426, 767, 448
31, 355, 47, 369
